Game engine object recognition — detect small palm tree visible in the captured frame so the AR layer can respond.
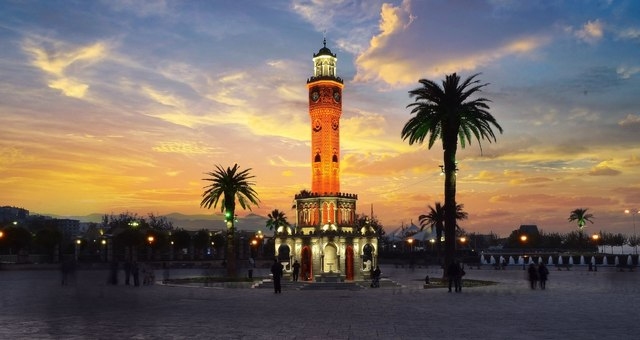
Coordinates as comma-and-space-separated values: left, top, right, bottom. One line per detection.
419, 202, 468, 262
266, 209, 290, 236
402, 73, 502, 274
568, 208, 594, 231
201, 164, 260, 277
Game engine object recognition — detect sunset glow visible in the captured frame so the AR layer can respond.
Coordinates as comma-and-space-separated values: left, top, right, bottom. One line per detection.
1, 1, 639, 236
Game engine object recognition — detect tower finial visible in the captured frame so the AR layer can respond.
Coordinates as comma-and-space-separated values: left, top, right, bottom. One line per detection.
323, 30, 327, 47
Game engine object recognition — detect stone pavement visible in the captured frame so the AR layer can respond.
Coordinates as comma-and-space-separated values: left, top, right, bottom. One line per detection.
1, 264, 639, 339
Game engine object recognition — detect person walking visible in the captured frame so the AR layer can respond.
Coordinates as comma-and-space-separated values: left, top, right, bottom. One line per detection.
292, 260, 300, 282
271, 259, 284, 293
538, 262, 549, 289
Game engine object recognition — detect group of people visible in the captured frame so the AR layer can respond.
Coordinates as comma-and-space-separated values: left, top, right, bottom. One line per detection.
527, 262, 549, 289
107, 260, 155, 286
270, 259, 303, 293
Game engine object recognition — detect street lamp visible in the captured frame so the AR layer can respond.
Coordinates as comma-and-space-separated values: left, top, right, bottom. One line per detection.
625, 209, 638, 255
147, 235, 155, 261
407, 238, 414, 252
520, 235, 528, 270
591, 233, 600, 271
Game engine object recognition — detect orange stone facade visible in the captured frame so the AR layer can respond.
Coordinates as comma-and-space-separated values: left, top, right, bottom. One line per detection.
308, 79, 343, 194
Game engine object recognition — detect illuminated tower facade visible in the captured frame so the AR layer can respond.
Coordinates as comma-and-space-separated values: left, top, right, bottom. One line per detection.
307, 39, 343, 194
273, 40, 378, 283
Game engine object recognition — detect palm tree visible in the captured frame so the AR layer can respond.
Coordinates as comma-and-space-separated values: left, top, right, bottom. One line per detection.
568, 208, 594, 231
401, 73, 502, 275
201, 164, 260, 277
418, 202, 468, 263
266, 209, 290, 236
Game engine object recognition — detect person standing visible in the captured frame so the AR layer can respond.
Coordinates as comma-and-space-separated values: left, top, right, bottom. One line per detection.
271, 259, 284, 293
447, 261, 460, 293
292, 260, 300, 282
538, 263, 549, 289
371, 265, 381, 288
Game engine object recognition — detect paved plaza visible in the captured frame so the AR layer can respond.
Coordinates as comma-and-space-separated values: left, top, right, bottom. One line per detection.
1, 264, 639, 339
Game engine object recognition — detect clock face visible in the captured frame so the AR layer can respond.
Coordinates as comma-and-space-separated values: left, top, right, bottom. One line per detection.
311, 91, 320, 102
333, 90, 341, 102
313, 119, 322, 132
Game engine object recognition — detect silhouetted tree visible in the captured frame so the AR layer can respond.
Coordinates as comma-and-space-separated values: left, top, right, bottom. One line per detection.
201, 164, 260, 277
402, 73, 502, 275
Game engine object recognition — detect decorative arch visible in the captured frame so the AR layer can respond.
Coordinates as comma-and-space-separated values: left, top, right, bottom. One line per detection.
323, 243, 338, 272
363, 243, 374, 270
278, 244, 290, 261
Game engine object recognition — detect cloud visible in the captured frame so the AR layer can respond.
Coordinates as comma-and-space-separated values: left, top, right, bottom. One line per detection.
48, 78, 89, 98
104, 0, 170, 17
152, 141, 217, 154
574, 19, 604, 44
354, 1, 548, 86
22, 39, 108, 98
23, 39, 107, 76
618, 114, 640, 127
617, 65, 640, 79
617, 27, 640, 40
587, 163, 621, 176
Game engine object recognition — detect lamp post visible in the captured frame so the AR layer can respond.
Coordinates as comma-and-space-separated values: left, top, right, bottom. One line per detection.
75, 239, 82, 261
407, 238, 414, 252
625, 209, 638, 255
459, 236, 467, 259
520, 235, 527, 270
147, 235, 154, 261
591, 233, 600, 271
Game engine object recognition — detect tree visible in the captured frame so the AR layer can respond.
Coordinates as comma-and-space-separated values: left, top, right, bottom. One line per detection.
172, 228, 192, 259
0, 226, 32, 256
192, 229, 211, 260
568, 208, 594, 231
33, 227, 62, 263
200, 164, 260, 277
402, 73, 502, 275
418, 202, 468, 261
355, 213, 385, 237
266, 209, 290, 236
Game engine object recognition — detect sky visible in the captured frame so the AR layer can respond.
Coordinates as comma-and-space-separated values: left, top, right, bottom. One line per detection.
1, 0, 639, 237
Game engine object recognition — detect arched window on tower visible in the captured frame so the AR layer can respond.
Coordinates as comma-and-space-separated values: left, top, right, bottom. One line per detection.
332, 154, 338, 162
315, 153, 321, 162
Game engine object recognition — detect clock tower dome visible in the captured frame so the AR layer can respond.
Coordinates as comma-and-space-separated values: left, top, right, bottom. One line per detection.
307, 38, 343, 194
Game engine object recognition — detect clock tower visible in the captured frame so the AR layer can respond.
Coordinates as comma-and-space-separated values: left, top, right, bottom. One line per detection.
307, 38, 343, 194
273, 39, 378, 284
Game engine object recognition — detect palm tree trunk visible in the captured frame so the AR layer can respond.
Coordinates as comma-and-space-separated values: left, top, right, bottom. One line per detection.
443, 144, 457, 279
226, 223, 237, 278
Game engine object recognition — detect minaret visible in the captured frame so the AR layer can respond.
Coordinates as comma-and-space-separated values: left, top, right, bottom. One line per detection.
307, 38, 343, 194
